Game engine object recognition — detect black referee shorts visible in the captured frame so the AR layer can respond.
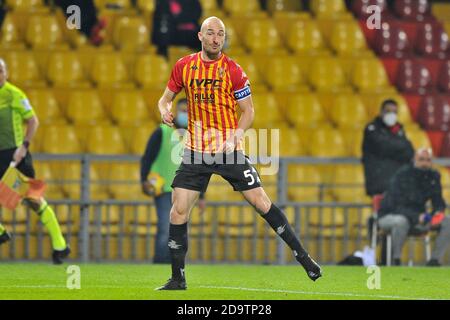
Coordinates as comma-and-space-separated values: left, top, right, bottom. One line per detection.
171, 149, 262, 193
0, 148, 36, 179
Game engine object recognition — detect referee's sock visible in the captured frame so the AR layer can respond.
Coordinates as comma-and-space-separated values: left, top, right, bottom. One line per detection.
168, 223, 188, 281
37, 199, 67, 251
261, 204, 308, 259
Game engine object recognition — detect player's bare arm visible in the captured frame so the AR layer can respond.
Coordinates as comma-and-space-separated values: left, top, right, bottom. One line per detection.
158, 87, 177, 127
13, 115, 39, 165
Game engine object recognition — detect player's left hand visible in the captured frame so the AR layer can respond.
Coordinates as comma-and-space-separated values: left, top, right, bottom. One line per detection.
219, 140, 235, 154
13, 144, 27, 166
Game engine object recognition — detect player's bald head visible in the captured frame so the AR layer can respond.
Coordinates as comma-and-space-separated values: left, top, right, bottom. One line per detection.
200, 16, 226, 34
0, 58, 6, 70
0, 58, 7, 86
414, 147, 433, 170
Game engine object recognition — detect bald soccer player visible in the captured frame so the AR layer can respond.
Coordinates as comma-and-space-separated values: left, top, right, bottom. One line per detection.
0, 59, 70, 264
156, 17, 322, 290
378, 148, 450, 266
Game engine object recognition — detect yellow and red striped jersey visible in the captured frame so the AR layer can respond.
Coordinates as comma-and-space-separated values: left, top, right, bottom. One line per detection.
167, 52, 251, 153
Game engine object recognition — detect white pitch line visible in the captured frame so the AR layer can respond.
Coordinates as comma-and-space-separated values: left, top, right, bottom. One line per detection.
199, 285, 442, 300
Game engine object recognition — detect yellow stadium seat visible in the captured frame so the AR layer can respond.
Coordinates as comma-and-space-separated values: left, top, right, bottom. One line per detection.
25, 14, 67, 49
330, 93, 369, 129
285, 93, 326, 129
262, 55, 305, 92
134, 54, 170, 89
279, 126, 304, 156
243, 20, 282, 53
223, 0, 262, 16
26, 89, 64, 125
351, 59, 390, 93
437, 167, 450, 201
110, 91, 150, 125
222, 19, 244, 55
108, 163, 142, 200
2, 51, 46, 87
232, 55, 264, 89
306, 128, 347, 157
136, 0, 155, 15
41, 125, 82, 153
128, 124, 159, 155
308, 207, 345, 229
331, 165, 369, 203
113, 16, 150, 51
95, 0, 132, 9
66, 90, 107, 125
286, 20, 327, 55
33, 162, 65, 199
5, 0, 46, 11
445, 23, 450, 39
47, 52, 90, 88
406, 129, 432, 151
251, 93, 283, 128
86, 125, 127, 154
330, 21, 368, 56
341, 129, 364, 157
91, 53, 131, 88
308, 58, 348, 92
310, 0, 348, 18
287, 165, 323, 202
267, 0, 302, 13
0, 14, 25, 49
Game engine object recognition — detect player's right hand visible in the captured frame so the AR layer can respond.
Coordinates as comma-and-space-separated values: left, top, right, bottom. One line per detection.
13, 145, 27, 166
141, 181, 155, 197
161, 110, 174, 127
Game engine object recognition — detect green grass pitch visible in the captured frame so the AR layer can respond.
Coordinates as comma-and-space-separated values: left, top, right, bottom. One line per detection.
0, 263, 449, 300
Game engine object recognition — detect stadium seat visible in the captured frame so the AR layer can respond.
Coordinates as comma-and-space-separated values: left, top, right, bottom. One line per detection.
110, 91, 150, 125
108, 163, 142, 200
2, 51, 46, 87
306, 128, 347, 157
26, 89, 64, 125
262, 55, 305, 92
310, 0, 348, 18
415, 23, 449, 59
287, 165, 323, 202
134, 54, 170, 89
285, 93, 326, 129
5, 0, 46, 11
308, 58, 348, 92
128, 124, 159, 155
393, 0, 432, 22
95, 0, 132, 9
251, 93, 283, 128
395, 59, 433, 95
223, 0, 262, 16
417, 95, 450, 131
47, 52, 90, 88
85, 125, 127, 154
374, 21, 413, 58
243, 20, 282, 53
0, 14, 25, 49
329, 93, 368, 129
91, 53, 130, 88
267, 0, 302, 13
341, 129, 364, 157
41, 125, 82, 154
440, 133, 450, 158
332, 165, 369, 203
33, 162, 65, 199
330, 20, 368, 56
66, 90, 107, 125
136, 0, 155, 15
407, 128, 432, 151
222, 19, 244, 55
351, 0, 388, 19
113, 16, 150, 51
279, 126, 304, 157
351, 58, 390, 93
438, 60, 450, 93
286, 20, 327, 56
437, 167, 450, 200
25, 14, 67, 49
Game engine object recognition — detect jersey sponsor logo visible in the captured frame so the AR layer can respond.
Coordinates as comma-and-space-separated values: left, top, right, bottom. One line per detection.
168, 239, 181, 249
189, 78, 223, 88
194, 93, 215, 104
276, 224, 286, 235
234, 86, 251, 101
21, 99, 32, 111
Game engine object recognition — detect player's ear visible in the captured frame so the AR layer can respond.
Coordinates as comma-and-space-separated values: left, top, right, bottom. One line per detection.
198, 32, 203, 42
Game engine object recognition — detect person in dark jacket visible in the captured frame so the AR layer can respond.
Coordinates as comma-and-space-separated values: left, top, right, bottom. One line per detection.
362, 99, 415, 206
378, 148, 450, 266
152, 0, 202, 57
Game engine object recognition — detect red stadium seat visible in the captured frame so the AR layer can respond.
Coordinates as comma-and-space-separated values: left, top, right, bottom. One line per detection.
352, 0, 388, 19
440, 132, 450, 157
438, 60, 450, 93
415, 23, 449, 59
417, 95, 450, 131
393, 0, 432, 22
395, 59, 433, 95
374, 21, 412, 58
381, 58, 400, 84
426, 131, 445, 156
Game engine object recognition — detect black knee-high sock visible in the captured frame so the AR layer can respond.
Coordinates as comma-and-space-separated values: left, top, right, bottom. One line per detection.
168, 223, 188, 280
261, 204, 308, 259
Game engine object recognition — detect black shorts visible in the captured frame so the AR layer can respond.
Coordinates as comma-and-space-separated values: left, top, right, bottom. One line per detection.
0, 148, 35, 179
171, 149, 262, 193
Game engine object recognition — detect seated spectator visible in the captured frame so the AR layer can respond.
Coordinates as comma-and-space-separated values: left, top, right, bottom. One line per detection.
378, 148, 450, 266
152, 0, 202, 57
